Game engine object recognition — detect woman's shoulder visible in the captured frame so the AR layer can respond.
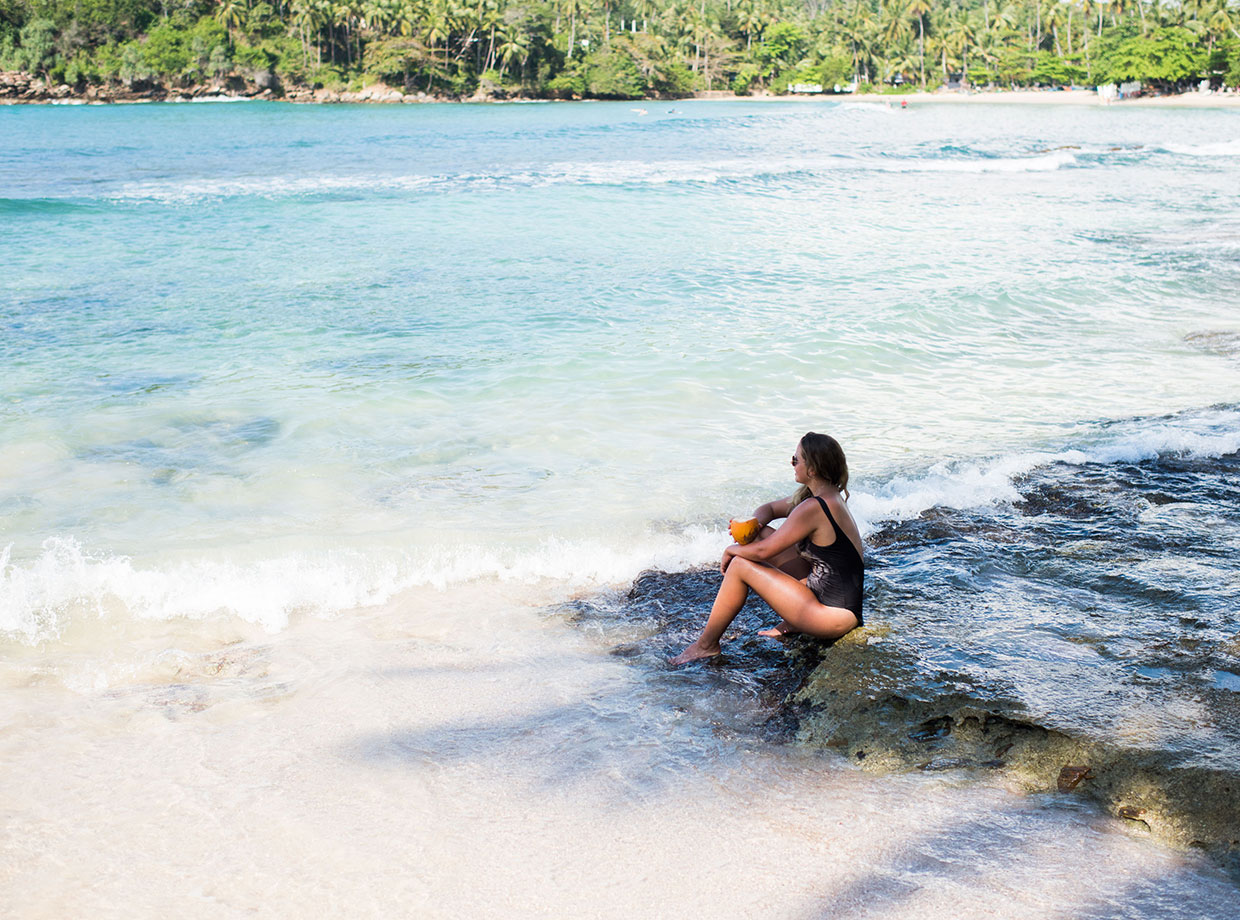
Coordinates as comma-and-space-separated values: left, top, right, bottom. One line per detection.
791, 493, 831, 520
800, 491, 852, 527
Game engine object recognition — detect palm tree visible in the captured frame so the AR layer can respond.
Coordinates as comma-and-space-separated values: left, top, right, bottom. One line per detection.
1044, 0, 1066, 55
215, 0, 246, 50
945, 8, 973, 83
291, 0, 325, 66
882, 0, 912, 47
496, 27, 529, 80
393, 0, 418, 37
853, 1, 882, 82
563, 0, 587, 60
907, 0, 931, 86
736, 0, 764, 50
334, 1, 363, 65
1207, 0, 1240, 44
631, 0, 658, 33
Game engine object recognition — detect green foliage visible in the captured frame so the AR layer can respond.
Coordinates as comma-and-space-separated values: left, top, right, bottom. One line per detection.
91, 41, 122, 79
139, 22, 191, 77
1217, 41, 1240, 89
246, 2, 280, 37
363, 37, 435, 85
117, 40, 151, 84
0, 32, 16, 70
817, 53, 853, 89
653, 60, 694, 97
546, 68, 585, 98
2, 0, 1234, 100
996, 46, 1033, 86
1095, 26, 1205, 88
233, 41, 276, 74
186, 17, 228, 74
16, 18, 57, 75
583, 45, 643, 98
603, 33, 692, 97
0, 1, 21, 33
755, 21, 805, 76
1029, 51, 1086, 87
731, 63, 759, 94
771, 65, 817, 94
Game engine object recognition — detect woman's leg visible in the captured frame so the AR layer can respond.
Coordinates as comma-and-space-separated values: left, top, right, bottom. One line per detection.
757, 620, 798, 638
671, 558, 858, 664
756, 526, 810, 579
754, 527, 809, 637
670, 559, 753, 664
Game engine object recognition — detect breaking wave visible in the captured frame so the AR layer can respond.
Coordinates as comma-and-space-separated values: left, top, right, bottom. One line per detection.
6, 405, 1238, 647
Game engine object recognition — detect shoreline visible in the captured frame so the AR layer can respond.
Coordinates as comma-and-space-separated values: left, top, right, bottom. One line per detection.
747, 88, 1240, 107
5, 70, 1240, 108
580, 565, 1240, 882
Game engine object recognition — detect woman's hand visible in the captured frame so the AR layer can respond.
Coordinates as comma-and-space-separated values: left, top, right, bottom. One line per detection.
721, 545, 738, 574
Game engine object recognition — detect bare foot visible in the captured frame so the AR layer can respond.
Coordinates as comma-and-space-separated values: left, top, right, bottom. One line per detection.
669, 641, 721, 666
758, 621, 799, 639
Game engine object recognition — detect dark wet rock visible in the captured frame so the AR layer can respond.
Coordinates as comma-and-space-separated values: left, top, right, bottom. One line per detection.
0, 69, 287, 104
1185, 331, 1240, 358
565, 431, 1240, 879
555, 566, 829, 742
577, 552, 1240, 878
1057, 765, 1093, 791
791, 630, 1240, 878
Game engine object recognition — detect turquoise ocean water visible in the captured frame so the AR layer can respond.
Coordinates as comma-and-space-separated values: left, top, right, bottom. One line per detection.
3, 100, 1240, 916
4, 100, 1240, 627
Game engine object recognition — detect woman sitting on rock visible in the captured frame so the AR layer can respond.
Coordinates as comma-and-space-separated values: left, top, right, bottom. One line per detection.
671, 432, 865, 665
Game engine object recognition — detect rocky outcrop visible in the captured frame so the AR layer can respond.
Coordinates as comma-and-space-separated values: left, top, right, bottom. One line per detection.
0, 70, 281, 104
794, 627, 1240, 878
284, 83, 456, 104
565, 561, 1240, 881
1, 71, 76, 101
0, 70, 519, 105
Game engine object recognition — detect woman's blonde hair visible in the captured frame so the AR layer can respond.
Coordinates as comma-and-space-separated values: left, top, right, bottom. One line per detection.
792, 431, 850, 505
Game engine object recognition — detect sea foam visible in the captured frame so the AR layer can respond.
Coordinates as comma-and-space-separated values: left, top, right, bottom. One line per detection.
0, 527, 725, 646
6, 408, 1238, 647
1164, 139, 1240, 157
851, 405, 1240, 532
104, 150, 1077, 203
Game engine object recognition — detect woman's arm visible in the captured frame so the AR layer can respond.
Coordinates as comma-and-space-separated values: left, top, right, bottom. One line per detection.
724, 499, 819, 570
753, 495, 796, 527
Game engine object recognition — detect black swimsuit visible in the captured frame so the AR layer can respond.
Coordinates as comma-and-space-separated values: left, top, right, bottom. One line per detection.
797, 495, 865, 625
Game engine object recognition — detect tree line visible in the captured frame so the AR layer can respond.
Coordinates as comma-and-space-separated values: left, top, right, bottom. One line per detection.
2, 0, 1239, 99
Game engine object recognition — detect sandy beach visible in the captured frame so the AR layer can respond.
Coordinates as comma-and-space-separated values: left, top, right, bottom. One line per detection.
880, 89, 1240, 107
696, 88, 1240, 107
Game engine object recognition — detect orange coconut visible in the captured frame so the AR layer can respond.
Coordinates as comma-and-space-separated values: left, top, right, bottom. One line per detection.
728, 518, 761, 545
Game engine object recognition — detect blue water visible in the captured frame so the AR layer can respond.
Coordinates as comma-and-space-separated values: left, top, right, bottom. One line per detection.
1, 99, 1239, 623
4, 99, 1240, 917
3, 101, 1240, 628
0, 97, 1230, 595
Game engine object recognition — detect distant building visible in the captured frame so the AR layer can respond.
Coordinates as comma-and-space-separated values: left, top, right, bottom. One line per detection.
789, 83, 824, 94
1097, 80, 1142, 101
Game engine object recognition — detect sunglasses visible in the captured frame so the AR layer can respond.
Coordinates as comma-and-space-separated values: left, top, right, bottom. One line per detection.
791, 454, 801, 466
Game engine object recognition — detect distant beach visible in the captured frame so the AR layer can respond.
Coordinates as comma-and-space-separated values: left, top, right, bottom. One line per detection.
5, 68, 1240, 107
708, 88, 1240, 108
